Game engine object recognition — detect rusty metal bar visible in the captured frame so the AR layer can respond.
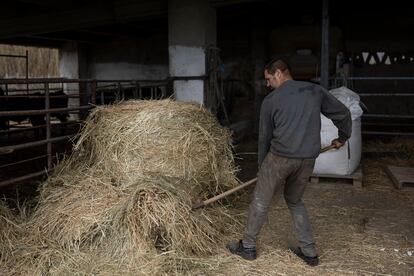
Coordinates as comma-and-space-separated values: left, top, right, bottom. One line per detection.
335, 77, 414, 80
118, 82, 124, 100
100, 90, 104, 104
359, 93, 414, 97
0, 120, 82, 134
115, 82, 120, 101
134, 81, 139, 99
0, 135, 72, 153
0, 170, 49, 188
1, 124, 32, 130
0, 78, 169, 84
363, 122, 414, 127
0, 54, 27, 58
45, 83, 52, 169
25, 50, 29, 94
0, 105, 91, 117
0, 94, 79, 99
0, 154, 48, 169
362, 131, 414, 136
363, 114, 414, 119
1, 87, 63, 93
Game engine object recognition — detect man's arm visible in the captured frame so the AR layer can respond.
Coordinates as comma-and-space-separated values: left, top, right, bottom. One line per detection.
321, 89, 352, 146
258, 100, 273, 167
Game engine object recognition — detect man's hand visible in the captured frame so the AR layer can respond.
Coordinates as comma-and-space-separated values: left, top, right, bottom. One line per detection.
331, 138, 345, 149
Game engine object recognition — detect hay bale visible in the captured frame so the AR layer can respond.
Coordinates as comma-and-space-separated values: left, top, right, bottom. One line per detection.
32, 172, 232, 253
69, 100, 237, 195
8, 100, 239, 274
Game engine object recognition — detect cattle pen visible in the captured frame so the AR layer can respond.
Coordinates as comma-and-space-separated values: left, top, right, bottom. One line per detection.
0, 78, 171, 188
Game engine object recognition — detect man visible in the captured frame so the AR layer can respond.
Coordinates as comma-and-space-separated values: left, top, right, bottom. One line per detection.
226, 59, 352, 266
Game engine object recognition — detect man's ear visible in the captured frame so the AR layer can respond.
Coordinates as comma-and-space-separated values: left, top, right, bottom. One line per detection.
275, 69, 282, 78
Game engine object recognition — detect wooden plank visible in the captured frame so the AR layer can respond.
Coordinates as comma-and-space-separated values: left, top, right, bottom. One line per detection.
310, 177, 319, 184
385, 166, 414, 189
310, 167, 363, 188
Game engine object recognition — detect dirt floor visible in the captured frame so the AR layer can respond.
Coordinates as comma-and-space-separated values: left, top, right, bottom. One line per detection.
197, 135, 414, 275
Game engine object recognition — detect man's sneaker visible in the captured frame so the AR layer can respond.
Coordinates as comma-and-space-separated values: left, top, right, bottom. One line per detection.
226, 240, 257, 260
289, 246, 319, 266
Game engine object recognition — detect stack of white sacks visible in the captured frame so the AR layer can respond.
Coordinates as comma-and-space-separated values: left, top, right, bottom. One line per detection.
313, 86, 364, 175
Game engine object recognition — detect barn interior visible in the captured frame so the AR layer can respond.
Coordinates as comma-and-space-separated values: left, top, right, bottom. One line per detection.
0, 0, 413, 275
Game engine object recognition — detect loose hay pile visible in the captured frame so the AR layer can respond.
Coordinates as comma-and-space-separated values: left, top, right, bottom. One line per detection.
1, 100, 239, 275
0, 200, 20, 262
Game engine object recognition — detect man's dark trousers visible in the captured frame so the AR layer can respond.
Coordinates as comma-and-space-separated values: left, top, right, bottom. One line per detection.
243, 151, 317, 257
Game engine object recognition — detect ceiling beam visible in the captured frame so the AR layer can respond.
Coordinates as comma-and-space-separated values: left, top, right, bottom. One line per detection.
0, 0, 166, 39
210, 0, 265, 7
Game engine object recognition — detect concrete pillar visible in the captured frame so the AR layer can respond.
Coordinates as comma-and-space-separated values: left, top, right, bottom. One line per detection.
168, 0, 216, 104
59, 42, 86, 119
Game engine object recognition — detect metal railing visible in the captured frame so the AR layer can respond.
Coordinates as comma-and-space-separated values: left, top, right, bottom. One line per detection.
332, 76, 414, 136
0, 78, 171, 187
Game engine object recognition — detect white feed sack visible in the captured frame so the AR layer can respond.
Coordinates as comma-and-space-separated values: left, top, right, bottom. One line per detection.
313, 86, 363, 175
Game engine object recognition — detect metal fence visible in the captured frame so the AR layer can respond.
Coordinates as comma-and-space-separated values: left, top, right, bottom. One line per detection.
0, 78, 171, 187
332, 76, 414, 136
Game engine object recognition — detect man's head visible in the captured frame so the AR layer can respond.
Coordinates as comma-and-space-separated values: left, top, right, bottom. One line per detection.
264, 59, 292, 89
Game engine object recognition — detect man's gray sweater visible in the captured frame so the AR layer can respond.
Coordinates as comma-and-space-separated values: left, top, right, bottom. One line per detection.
258, 80, 352, 167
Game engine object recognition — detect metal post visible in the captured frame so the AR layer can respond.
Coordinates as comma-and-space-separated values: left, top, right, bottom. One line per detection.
91, 81, 96, 105
321, 0, 330, 89
120, 82, 125, 100
26, 50, 29, 94
4, 83, 10, 138
101, 90, 105, 104
117, 82, 122, 101
45, 82, 52, 170
133, 81, 139, 99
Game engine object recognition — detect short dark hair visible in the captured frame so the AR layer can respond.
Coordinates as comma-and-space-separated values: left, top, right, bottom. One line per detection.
264, 59, 291, 75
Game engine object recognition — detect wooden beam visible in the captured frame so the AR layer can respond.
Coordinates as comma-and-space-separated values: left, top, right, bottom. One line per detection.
210, 0, 265, 7
0, 1, 166, 39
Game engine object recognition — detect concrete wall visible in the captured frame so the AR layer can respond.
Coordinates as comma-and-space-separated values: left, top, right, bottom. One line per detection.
59, 43, 79, 79
59, 35, 168, 119
88, 35, 168, 80
59, 34, 168, 81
